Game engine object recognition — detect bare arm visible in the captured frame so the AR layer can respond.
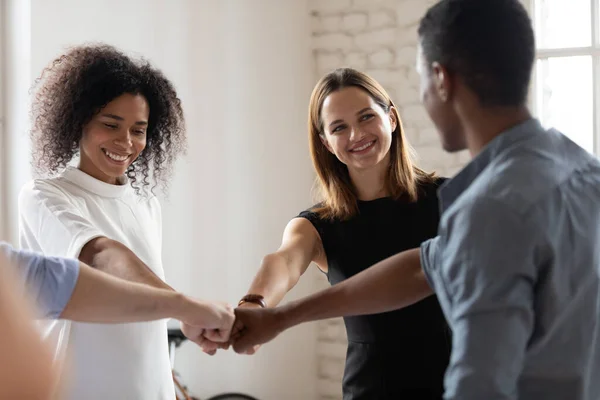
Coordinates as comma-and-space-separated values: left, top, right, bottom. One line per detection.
0, 254, 57, 400
61, 261, 232, 330
194, 218, 323, 354
80, 237, 173, 291
78, 240, 239, 344
281, 248, 430, 324
242, 217, 325, 307
233, 248, 434, 353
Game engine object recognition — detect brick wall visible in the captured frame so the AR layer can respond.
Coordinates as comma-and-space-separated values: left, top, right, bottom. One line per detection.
308, 1, 469, 398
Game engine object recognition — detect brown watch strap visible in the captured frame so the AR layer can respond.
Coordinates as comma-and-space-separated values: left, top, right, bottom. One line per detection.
238, 294, 267, 308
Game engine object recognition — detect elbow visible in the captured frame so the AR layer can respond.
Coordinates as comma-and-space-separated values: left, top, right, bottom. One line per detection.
287, 271, 302, 292
79, 237, 113, 266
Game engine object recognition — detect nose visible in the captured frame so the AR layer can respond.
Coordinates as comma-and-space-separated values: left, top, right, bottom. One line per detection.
349, 125, 364, 142
113, 129, 133, 149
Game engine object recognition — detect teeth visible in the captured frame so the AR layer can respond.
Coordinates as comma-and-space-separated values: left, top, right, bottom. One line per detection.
352, 141, 374, 152
104, 150, 129, 162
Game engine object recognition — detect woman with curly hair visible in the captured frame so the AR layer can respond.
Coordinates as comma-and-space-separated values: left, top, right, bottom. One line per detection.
18, 43, 194, 400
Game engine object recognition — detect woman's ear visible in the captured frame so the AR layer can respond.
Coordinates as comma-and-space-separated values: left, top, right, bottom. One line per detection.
389, 107, 398, 132
320, 134, 334, 154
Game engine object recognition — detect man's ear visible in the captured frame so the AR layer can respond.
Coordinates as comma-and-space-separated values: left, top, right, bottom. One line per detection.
431, 61, 452, 103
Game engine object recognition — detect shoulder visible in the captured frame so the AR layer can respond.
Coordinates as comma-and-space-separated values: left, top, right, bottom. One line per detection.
467, 130, 593, 211
297, 207, 320, 223
421, 176, 448, 195
408, 176, 447, 210
297, 202, 327, 222
19, 178, 75, 208
442, 195, 538, 244
125, 191, 163, 214
18, 177, 96, 224
296, 203, 332, 237
412, 176, 447, 200
448, 195, 512, 219
434, 176, 449, 187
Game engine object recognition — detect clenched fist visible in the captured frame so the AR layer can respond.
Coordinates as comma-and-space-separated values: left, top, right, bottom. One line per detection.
177, 298, 235, 355
231, 306, 286, 354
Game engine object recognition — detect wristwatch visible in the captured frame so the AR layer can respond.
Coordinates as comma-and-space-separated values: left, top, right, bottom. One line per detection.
238, 294, 267, 308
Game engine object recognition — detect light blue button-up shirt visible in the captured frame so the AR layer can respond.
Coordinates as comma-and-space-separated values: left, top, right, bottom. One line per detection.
421, 119, 600, 400
1, 242, 79, 319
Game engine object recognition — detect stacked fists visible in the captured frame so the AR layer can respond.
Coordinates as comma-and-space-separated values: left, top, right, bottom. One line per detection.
176, 300, 287, 355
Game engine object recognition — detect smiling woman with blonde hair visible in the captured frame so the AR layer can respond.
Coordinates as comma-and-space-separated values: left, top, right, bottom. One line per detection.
231, 67, 452, 399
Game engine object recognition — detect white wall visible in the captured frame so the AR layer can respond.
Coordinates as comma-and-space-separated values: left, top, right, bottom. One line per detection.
22, 0, 318, 399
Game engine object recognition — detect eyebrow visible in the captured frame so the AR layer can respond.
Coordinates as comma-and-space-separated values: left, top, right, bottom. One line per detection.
328, 107, 373, 128
101, 113, 148, 126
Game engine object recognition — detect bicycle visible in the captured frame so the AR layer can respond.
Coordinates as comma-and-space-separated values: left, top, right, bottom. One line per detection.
168, 328, 259, 400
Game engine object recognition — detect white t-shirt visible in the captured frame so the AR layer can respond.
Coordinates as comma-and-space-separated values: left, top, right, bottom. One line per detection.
19, 166, 175, 400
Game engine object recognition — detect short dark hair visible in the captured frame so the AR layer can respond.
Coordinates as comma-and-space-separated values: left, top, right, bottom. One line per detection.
31, 43, 186, 193
418, 0, 535, 107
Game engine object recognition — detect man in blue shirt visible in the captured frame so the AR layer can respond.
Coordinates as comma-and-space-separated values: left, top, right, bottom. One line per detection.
231, 1, 600, 399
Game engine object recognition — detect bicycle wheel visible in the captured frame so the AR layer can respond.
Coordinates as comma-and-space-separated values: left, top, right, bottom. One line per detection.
206, 394, 258, 400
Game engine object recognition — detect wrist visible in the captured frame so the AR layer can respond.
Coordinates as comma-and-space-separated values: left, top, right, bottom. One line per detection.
276, 302, 300, 331
238, 301, 263, 309
166, 291, 191, 321
238, 294, 267, 308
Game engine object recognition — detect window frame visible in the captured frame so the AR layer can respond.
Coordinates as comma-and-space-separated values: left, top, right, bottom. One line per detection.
530, 0, 600, 155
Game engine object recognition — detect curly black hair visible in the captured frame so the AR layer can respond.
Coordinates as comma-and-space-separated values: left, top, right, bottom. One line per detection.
30, 43, 186, 194
418, 0, 535, 107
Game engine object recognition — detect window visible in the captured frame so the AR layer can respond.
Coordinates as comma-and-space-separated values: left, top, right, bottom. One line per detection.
532, 0, 599, 155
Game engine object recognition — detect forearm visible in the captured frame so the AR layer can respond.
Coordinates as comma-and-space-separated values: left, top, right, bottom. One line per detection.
60, 262, 187, 323
280, 248, 432, 328
244, 253, 298, 307
80, 237, 173, 291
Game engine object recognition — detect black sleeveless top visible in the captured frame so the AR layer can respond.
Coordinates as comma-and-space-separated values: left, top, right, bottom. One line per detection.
298, 178, 451, 400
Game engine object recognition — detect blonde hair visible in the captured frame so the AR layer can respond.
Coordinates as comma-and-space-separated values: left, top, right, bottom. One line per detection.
308, 68, 435, 220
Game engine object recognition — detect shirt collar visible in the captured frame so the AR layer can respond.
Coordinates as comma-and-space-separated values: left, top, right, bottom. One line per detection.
439, 118, 544, 213
60, 166, 130, 198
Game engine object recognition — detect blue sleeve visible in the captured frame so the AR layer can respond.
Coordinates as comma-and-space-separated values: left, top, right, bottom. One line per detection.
0, 242, 80, 319
438, 199, 537, 400
419, 236, 441, 290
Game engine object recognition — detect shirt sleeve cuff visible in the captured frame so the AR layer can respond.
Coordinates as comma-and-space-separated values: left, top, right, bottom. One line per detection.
46, 257, 80, 319
420, 238, 437, 290
67, 231, 105, 259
